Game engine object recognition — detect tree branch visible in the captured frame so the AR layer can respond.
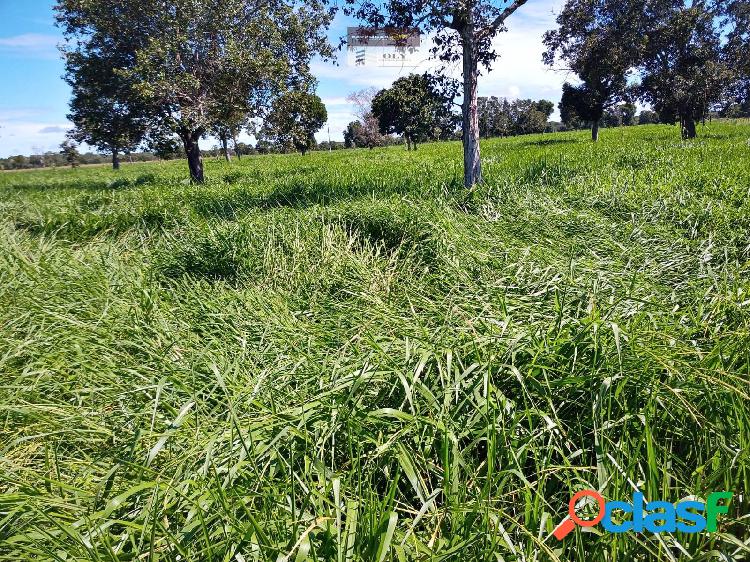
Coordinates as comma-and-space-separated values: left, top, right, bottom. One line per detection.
486, 0, 529, 34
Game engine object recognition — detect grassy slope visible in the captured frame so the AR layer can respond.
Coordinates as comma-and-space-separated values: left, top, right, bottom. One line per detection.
0, 123, 749, 561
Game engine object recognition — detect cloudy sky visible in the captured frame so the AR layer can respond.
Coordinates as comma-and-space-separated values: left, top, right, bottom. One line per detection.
0, 0, 568, 158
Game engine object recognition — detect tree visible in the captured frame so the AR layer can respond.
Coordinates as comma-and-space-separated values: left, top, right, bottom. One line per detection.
56, 0, 333, 183
260, 91, 327, 155
638, 110, 660, 125
211, 116, 246, 163
343, 120, 382, 149
255, 139, 274, 154
638, 0, 730, 139
60, 139, 80, 168
344, 121, 361, 148
146, 131, 182, 160
345, 88, 387, 149
620, 102, 637, 126
723, 0, 750, 116
478, 96, 512, 138
510, 99, 554, 135
477, 97, 555, 138
234, 142, 254, 156
346, 0, 529, 187
558, 82, 606, 138
544, 0, 642, 142
602, 107, 622, 127
534, 100, 555, 120
63, 48, 149, 170
371, 73, 457, 150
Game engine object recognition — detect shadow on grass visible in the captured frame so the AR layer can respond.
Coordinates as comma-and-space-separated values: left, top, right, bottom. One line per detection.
521, 138, 578, 147
190, 180, 415, 220
0, 173, 166, 195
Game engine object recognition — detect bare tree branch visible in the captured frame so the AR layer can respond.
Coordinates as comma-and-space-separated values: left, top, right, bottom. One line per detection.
485, 0, 529, 35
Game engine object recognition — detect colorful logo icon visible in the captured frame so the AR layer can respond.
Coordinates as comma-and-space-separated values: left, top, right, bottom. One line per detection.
553, 490, 733, 540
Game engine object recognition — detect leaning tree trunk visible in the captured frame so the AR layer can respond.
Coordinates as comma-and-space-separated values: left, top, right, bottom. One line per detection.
461, 30, 481, 188
591, 121, 600, 142
112, 149, 120, 170
181, 131, 205, 183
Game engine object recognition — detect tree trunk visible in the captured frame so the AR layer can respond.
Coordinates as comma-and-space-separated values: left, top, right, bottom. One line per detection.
181, 131, 205, 184
405, 137, 411, 151
220, 135, 232, 162
681, 116, 697, 139
112, 150, 120, 170
461, 30, 481, 188
233, 136, 241, 160
591, 122, 600, 142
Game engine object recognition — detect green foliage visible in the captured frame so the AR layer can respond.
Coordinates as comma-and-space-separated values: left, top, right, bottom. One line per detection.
478, 97, 555, 138
1, 122, 750, 561
620, 102, 637, 126
638, 0, 731, 139
559, 82, 601, 128
638, 110, 660, 125
55, 0, 334, 181
260, 91, 328, 155
63, 47, 150, 169
59, 138, 81, 168
372, 74, 458, 150
544, 0, 642, 138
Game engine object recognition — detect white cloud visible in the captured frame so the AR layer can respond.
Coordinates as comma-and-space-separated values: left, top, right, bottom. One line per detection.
321, 96, 352, 106
0, 120, 73, 157
39, 125, 67, 134
0, 33, 61, 59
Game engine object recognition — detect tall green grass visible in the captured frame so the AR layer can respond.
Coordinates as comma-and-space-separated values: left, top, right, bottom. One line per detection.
1, 123, 749, 561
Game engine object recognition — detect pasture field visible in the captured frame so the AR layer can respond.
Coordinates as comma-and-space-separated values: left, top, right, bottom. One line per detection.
1, 123, 749, 561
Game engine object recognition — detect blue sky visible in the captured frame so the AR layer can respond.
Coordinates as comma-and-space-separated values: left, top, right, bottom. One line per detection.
0, 0, 567, 158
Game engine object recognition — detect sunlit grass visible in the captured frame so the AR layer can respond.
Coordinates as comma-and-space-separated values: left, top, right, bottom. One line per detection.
1, 122, 749, 561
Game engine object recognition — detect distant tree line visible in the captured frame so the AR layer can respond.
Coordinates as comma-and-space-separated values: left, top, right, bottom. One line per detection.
0, 150, 164, 171
477, 97, 554, 138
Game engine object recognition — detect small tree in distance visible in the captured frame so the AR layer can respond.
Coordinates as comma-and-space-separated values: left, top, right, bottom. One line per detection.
558, 82, 608, 140
64, 50, 149, 170
261, 91, 327, 155
60, 138, 80, 168
620, 103, 637, 126
638, 110, 660, 125
371, 74, 457, 151
345, 88, 386, 149
478, 97, 555, 138
344, 120, 384, 149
